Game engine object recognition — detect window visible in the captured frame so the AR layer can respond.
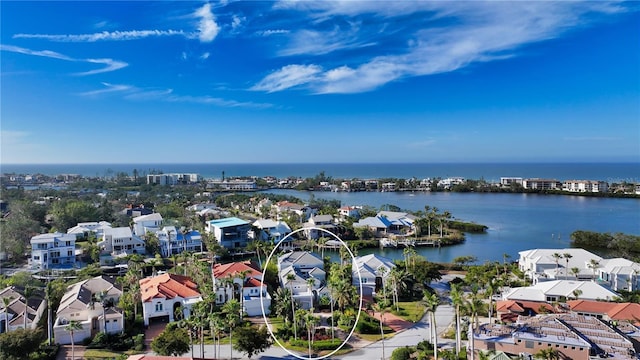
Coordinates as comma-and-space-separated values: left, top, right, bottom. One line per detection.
67, 250, 73, 256
155, 302, 163, 312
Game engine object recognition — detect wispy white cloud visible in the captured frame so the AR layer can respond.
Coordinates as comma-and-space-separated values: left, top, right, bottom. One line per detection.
80, 82, 272, 109
194, 3, 220, 42
258, 29, 290, 36
251, 64, 322, 92
0, 44, 128, 76
257, 1, 629, 94
200, 52, 210, 60
231, 15, 244, 31
79, 82, 132, 96
13, 29, 185, 42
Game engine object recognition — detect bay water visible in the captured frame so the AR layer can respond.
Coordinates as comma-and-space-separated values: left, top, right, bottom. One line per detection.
263, 189, 640, 264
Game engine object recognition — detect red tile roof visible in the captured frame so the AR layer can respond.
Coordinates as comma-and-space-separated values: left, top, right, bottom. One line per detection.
213, 260, 261, 279
568, 300, 640, 322
139, 273, 200, 303
245, 277, 263, 288
496, 300, 555, 314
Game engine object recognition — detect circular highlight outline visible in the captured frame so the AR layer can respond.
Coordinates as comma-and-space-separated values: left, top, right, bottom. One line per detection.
260, 226, 364, 360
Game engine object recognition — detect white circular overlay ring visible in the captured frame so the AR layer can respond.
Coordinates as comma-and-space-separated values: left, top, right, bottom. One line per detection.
260, 226, 364, 360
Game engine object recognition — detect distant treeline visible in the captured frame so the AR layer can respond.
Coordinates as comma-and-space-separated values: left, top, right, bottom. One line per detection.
447, 220, 488, 233
570, 230, 640, 261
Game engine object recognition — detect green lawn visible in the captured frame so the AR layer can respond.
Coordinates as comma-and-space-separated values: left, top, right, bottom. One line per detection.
393, 302, 426, 322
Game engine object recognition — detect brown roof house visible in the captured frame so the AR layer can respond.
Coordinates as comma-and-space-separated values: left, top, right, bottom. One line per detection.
140, 273, 201, 326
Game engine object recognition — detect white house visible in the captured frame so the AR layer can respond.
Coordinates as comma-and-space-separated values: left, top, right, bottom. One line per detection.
563, 180, 609, 193
338, 206, 360, 220
30, 232, 77, 270
0, 286, 46, 333
597, 258, 640, 291
132, 213, 163, 237
53, 275, 124, 345
156, 226, 203, 257
212, 261, 271, 316
67, 221, 112, 239
273, 201, 314, 221
278, 251, 325, 309
98, 227, 146, 256
140, 273, 202, 326
251, 219, 293, 249
205, 217, 251, 249
503, 280, 619, 303
352, 254, 396, 296
302, 215, 336, 239
518, 248, 604, 283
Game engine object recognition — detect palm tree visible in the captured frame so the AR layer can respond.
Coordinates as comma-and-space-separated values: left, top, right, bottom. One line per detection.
570, 267, 580, 280
450, 284, 463, 357
94, 291, 110, 333
2, 296, 13, 333
209, 312, 225, 359
222, 299, 241, 360
302, 310, 320, 358
588, 259, 601, 282
439, 210, 451, 239
562, 253, 573, 279
422, 291, 440, 360
306, 277, 316, 310
286, 273, 298, 340
372, 298, 390, 360
22, 286, 35, 330
502, 253, 511, 274
552, 253, 562, 275
486, 279, 497, 325
571, 289, 583, 300
65, 320, 82, 360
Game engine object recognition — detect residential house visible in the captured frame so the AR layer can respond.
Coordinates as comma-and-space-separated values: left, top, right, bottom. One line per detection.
353, 216, 393, 236
253, 199, 273, 217
438, 177, 465, 189
98, 227, 146, 257
30, 232, 77, 270
67, 221, 112, 239
518, 248, 604, 283
352, 254, 396, 296
273, 201, 314, 222
156, 226, 203, 257
205, 217, 251, 249
132, 213, 163, 237
277, 251, 325, 309
303, 215, 337, 239
377, 211, 416, 234
0, 286, 46, 333
338, 206, 360, 220
53, 275, 124, 345
140, 273, 202, 326
597, 258, 640, 291
207, 179, 257, 191
502, 280, 619, 302
212, 261, 271, 316
251, 219, 293, 250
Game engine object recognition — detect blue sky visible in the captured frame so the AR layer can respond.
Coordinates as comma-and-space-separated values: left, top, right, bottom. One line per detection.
1, 1, 639, 164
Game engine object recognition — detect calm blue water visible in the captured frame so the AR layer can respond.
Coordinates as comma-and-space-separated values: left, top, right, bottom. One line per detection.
1, 163, 639, 182
264, 189, 640, 264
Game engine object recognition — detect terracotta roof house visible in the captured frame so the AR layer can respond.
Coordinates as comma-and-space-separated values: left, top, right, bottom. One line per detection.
212, 261, 270, 316
139, 273, 201, 326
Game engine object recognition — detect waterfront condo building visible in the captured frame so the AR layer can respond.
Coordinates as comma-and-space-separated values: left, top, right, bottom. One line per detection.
522, 178, 562, 190
30, 232, 77, 270
563, 180, 609, 193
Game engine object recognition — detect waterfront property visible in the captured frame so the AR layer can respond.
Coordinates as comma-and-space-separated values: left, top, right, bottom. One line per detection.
518, 248, 640, 291
212, 260, 271, 316
302, 214, 337, 239
251, 219, 293, 249
277, 251, 325, 309
205, 217, 251, 249
351, 254, 396, 296
567, 300, 640, 325
53, 275, 124, 345
139, 273, 201, 326
30, 232, 77, 270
